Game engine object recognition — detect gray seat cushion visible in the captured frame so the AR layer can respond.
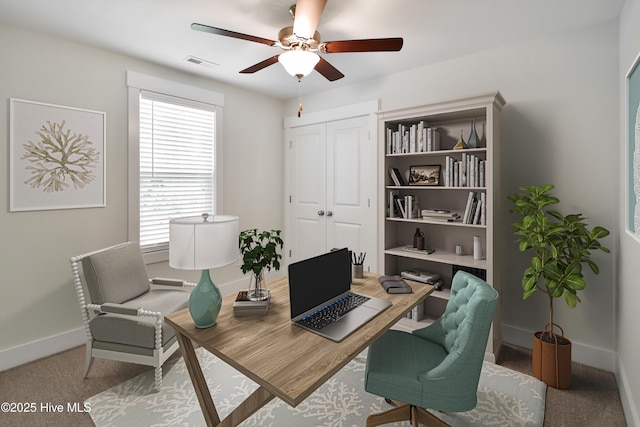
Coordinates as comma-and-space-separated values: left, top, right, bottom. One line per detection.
82, 242, 150, 304
90, 288, 190, 349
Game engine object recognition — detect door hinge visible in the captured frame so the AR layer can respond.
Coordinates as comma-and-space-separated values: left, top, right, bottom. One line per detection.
368, 198, 371, 208
289, 249, 292, 257
289, 140, 292, 149
289, 195, 292, 203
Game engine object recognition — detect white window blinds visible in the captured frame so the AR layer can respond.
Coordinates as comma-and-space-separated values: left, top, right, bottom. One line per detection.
139, 92, 216, 251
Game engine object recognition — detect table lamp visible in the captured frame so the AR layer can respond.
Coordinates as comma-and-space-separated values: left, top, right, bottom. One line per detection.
169, 213, 239, 328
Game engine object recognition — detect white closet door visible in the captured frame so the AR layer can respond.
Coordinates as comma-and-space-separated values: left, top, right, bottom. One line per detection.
286, 115, 376, 272
326, 116, 375, 271
288, 123, 327, 262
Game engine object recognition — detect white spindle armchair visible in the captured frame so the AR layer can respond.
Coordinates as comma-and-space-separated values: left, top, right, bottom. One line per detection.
70, 242, 195, 390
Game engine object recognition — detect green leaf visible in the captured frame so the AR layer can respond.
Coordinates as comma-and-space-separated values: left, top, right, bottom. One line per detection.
565, 275, 586, 291
523, 287, 537, 299
564, 291, 580, 308
592, 226, 610, 239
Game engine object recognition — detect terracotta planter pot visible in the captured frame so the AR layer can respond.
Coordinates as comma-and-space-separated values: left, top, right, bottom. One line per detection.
532, 324, 572, 389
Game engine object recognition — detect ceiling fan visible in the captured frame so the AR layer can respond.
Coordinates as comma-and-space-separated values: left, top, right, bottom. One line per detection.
191, 0, 403, 82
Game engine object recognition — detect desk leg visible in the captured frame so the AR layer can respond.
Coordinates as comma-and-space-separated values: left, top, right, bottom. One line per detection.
175, 332, 221, 427
220, 386, 275, 427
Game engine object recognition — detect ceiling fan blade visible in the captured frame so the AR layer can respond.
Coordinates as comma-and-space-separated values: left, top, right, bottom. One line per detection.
239, 55, 281, 74
292, 0, 327, 39
191, 23, 277, 46
322, 38, 403, 53
314, 57, 344, 81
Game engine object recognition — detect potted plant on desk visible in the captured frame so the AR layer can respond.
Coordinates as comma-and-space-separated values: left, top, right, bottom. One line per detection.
239, 229, 284, 301
508, 184, 610, 389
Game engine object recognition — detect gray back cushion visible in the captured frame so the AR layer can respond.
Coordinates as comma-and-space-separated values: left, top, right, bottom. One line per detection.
82, 242, 150, 304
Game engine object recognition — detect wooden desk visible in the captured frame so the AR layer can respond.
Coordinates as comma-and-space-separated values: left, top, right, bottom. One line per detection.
164, 273, 433, 427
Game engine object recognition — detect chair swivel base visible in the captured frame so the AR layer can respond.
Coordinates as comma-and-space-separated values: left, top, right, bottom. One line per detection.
366, 401, 451, 427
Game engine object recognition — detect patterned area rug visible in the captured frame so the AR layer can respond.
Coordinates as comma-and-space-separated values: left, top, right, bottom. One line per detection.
87, 348, 545, 427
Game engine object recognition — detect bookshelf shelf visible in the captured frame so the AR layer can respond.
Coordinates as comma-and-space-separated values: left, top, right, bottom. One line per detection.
385, 246, 487, 269
378, 91, 505, 361
386, 147, 487, 158
386, 217, 487, 228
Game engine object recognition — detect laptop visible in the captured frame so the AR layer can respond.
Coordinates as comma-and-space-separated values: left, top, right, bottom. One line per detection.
287, 248, 391, 342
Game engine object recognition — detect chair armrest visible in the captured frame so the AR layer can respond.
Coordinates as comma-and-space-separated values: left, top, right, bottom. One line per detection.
151, 278, 185, 286
86, 303, 163, 320
98, 303, 141, 316
150, 278, 196, 291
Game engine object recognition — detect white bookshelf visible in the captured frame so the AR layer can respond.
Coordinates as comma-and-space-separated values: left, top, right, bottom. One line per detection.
378, 92, 505, 361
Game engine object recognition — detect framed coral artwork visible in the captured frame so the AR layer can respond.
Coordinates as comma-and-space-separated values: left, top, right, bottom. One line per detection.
9, 99, 106, 211
627, 54, 640, 242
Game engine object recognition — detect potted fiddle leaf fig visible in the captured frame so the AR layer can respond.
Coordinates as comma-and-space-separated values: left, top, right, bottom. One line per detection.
508, 184, 610, 389
238, 229, 284, 301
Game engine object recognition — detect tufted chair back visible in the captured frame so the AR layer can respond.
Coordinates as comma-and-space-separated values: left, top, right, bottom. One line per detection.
365, 270, 499, 423
411, 270, 498, 408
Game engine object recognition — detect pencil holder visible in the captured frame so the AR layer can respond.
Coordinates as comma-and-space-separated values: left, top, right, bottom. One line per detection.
353, 264, 364, 278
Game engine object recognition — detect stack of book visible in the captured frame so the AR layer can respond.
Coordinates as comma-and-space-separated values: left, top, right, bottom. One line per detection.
421, 209, 461, 222
233, 290, 270, 317
400, 268, 444, 291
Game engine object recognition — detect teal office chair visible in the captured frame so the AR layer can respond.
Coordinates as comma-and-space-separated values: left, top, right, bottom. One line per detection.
365, 271, 499, 427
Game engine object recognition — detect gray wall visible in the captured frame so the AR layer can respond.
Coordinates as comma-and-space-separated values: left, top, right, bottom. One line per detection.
618, 0, 640, 424
0, 24, 284, 360
285, 21, 619, 371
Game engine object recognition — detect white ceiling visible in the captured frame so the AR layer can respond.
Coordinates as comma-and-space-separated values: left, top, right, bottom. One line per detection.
0, 0, 624, 100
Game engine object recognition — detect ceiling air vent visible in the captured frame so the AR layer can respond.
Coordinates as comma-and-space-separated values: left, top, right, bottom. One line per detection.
184, 55, 219, 69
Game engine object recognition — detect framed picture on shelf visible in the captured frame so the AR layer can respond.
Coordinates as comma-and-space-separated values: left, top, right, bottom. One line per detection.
409, 165, 440, 186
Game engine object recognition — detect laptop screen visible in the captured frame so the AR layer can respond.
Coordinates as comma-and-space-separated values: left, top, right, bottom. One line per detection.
288, 248, 351, 319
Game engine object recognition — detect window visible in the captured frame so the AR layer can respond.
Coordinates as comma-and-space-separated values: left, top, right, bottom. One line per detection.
128, 72, 224, 262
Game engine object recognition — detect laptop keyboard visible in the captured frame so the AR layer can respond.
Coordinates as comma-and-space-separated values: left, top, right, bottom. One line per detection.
298, 292, 370, 330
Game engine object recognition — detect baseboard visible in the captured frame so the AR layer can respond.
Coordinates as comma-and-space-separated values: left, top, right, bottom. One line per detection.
0, 327, 86, 372
617, 356, 639, 427
501, 323, 616, 372
0, 274, 282, 371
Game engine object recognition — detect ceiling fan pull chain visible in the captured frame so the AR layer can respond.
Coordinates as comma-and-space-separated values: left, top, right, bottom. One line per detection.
298, 76, 303, 118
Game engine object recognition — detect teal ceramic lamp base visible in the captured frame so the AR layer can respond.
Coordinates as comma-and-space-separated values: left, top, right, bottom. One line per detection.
189, 269, 222, 328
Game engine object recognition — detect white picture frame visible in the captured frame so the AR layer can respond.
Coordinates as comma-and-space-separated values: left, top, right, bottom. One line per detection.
9, 98, 106, 211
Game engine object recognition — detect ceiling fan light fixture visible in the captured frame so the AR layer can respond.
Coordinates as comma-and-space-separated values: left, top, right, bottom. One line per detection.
278, 49, 319, 77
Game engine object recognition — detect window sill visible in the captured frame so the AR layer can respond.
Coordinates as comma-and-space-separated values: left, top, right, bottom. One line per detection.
142, 249, 169, 265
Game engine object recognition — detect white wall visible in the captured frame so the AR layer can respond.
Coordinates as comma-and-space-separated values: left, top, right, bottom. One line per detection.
618, 1, 640, 425
287, 21, 619, 371
0, 24, 284, 367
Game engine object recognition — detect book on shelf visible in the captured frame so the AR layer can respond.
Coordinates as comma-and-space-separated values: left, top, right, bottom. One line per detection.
233, 290, 270, 317
393, 195, 418, 219
400, 268, 440, 284
399, 245, 435, 255
461, 191, 486, 225
421, 209, 461, 222
388, 167, 406, 186
388, 190, 399, 218
386, 122, 439, 154
444, 154, 486, 188
463, 191, 476, 224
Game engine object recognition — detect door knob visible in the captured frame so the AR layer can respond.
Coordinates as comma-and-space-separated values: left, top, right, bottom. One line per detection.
318, 210, 325, 216
326, 211, 333, 217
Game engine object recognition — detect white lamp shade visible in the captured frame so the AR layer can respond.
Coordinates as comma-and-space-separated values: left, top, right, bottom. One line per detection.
169, 215, 239, 270
278, 50, 320, 77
